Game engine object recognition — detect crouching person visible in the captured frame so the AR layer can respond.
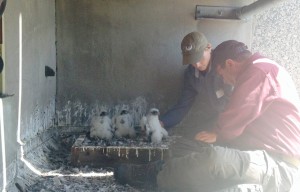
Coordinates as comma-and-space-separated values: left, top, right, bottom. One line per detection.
115, 40, 300, 191
156, 40, 300, 191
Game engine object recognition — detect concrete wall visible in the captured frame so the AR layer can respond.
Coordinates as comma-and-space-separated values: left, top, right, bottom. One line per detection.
252, 1, 300, 90
56, 0, 253, 127
0, 0, 56, 189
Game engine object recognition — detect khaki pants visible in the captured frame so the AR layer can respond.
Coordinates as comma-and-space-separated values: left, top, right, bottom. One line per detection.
157, 138, 300, 192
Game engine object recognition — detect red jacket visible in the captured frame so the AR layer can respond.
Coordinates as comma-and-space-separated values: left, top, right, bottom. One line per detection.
215, 53, 300, 158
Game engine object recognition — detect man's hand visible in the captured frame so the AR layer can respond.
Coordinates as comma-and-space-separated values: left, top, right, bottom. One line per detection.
194, 131, 217, 143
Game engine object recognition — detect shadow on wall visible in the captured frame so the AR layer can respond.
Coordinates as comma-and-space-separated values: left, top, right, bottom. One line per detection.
0, 0, 6, 98
0, 0, 5, 72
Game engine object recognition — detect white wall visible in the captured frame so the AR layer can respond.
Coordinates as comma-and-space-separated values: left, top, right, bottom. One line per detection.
0, 0, 56, 190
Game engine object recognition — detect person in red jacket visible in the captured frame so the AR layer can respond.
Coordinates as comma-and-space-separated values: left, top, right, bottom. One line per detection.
157, 40, 300, 191
195, 40, 300, 157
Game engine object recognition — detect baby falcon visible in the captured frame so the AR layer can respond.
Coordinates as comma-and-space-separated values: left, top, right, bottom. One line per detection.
113, 106, 135, 138
140, 108, 168, 144
90, 109, 113, 140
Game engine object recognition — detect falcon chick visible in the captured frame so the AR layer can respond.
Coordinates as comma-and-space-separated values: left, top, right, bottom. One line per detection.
90, 109, 113, 140
113, 106, 135, 138
141, 108, 168, 144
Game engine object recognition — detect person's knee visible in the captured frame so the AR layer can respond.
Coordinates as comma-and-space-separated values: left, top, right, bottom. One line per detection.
205, 147, 240, 180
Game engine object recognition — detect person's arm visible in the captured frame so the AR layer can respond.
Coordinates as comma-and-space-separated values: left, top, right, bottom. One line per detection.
214, 68, 272, 143
160, 68, 197, 129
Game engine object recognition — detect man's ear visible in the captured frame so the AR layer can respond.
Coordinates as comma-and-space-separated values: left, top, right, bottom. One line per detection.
225, 59, 235, 68
207, 43, 212, 49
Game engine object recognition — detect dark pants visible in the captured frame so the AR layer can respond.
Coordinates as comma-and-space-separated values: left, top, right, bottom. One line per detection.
157, 138, 300, 192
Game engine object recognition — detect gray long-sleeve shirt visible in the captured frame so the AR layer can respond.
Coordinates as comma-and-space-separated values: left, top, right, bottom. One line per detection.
160, 63, 231, 129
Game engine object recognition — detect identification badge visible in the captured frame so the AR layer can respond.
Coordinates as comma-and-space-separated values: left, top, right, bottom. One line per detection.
216, 89, 224, 98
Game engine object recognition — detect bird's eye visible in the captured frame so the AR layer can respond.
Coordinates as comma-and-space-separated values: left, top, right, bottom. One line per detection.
120, 110, 128, 115
100, 112, 107, 116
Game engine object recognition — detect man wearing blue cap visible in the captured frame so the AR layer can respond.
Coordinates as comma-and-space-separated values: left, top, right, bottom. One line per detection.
160, 31, 231, 138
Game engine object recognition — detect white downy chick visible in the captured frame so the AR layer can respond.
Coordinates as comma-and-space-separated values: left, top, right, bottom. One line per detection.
146, 108, 168, 144
113, 106, 135, 138
140, 115, 150, 136
90, 110, 113, 140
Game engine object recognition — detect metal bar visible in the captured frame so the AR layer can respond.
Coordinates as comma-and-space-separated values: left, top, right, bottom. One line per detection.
236, 0, 286, 20
195, 5, 239, 20
195, 0, 287, 20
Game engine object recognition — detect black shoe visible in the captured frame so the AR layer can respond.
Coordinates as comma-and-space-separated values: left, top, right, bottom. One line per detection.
114, 160, 164, 189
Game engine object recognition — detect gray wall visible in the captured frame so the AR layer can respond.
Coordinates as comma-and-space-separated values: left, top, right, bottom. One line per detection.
56, 0, 253, 127
0, 0, 56, 189
252, 1, 300, 90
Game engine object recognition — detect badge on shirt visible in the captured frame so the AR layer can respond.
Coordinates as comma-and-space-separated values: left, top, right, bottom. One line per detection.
216, 89, 224, 98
